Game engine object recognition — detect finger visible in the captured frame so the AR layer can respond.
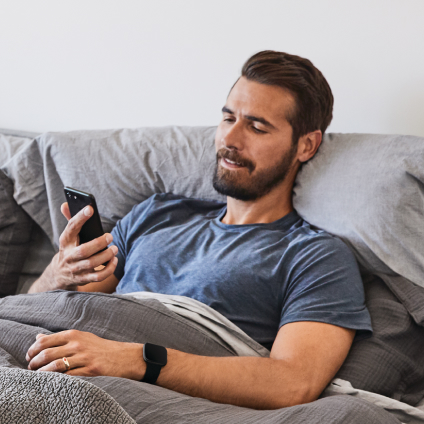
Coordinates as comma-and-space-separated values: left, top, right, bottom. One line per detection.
26, 330, 75, 362
69, 233, 114, 261
29, 346, 74, 371
70, 245, 118, 273
36, 333, 48, 340
65, 367, 94, 377
76, 256, 118, 285
59, 206, 93, 246
37, 356, 84, 374
61, 202, 71, 221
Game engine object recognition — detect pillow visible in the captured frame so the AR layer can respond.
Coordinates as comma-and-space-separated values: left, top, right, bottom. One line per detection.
17, 224, 56, 294
0, 133, 35, 168
3, 128, 424, 290
0, 131, 38, 296
0, 171, 33, 297
293, 133, 424, 289
336, 273, 424, 406
5, 126, 223, 247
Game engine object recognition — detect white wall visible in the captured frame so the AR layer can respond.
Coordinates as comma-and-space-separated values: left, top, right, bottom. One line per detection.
1, 0, 423, 137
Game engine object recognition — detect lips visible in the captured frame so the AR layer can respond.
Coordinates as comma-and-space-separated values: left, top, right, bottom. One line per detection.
223, 158, 243, 166
221, 157, 246, 170
216, 148, 255, 173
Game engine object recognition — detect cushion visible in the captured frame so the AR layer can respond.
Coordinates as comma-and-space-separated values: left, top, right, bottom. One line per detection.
336, 273, 424, 406
5, 127, 223, 247
292, 133, 424, 289
0, 170, 33, 297
0, 131, 38, 296
3, 128, 423, 288
0, 133, 34, 168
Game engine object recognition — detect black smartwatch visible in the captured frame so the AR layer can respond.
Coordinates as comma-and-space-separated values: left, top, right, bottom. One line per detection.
141, 343, 168, 384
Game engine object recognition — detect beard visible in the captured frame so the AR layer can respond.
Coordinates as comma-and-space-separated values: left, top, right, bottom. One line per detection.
212, 146, 297, 201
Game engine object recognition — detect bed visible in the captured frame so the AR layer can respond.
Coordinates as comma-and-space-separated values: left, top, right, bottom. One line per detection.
0, 126, 423, 423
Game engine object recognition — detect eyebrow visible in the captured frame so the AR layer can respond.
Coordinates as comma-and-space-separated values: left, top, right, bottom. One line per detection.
222, 106, 276, 130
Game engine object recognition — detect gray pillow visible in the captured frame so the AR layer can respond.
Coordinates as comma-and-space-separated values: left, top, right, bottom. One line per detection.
3, 128, 424, 292
336, 273, 424, 406
5, 127, 223, 247
293, 133, 424, 289
0, 131, 39, 296
0, 171, 33, 297
0, 133, 35, 168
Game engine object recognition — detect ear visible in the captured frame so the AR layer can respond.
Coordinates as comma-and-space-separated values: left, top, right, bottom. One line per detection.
297, 130, 322, 163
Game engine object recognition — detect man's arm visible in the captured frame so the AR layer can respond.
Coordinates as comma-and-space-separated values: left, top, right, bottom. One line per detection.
26, 321, 354, 410
157, 321, 354, 408
29, 203, 119, 294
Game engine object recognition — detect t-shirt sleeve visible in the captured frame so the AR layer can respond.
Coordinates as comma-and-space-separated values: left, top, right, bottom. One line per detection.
280, 235, 372, 339
109, 196, 156, 281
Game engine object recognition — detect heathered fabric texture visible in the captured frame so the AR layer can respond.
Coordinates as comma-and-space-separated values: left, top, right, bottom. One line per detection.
0, 132, 36, 296
0, 131, 47, 296
0, 367, 135, 424
336, 273, 424, 407
0, 171, 33, 297
111, 193, 371, 349
293, 132, 424, 289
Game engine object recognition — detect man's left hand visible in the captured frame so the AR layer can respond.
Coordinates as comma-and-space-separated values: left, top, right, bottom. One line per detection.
26, 330, 145, 380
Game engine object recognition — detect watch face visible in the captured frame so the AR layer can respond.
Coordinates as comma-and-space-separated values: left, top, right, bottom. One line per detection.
144, 343, 167, 366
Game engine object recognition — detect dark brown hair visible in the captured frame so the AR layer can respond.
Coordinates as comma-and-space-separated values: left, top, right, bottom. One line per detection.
241, 50, 333, 145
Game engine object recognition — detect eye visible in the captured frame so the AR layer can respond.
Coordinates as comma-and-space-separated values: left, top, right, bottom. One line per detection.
252, 126, 266, 134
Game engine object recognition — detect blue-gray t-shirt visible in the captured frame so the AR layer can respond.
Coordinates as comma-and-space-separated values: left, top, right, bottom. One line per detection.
111, 193, 372, 350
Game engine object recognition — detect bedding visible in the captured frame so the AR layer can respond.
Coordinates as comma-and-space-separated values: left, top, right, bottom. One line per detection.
293, 133, 424, 289
3, 126, 424, 299
0, 367, 135, 424
3, 126, 424, 326
0, 130, 41, 296
336, 274, 424, 407
1, 127, 424, 422
0, 290, 401, 424
3, 127, 423, 291
0, 163, 33, 297
125, 291, 270, 358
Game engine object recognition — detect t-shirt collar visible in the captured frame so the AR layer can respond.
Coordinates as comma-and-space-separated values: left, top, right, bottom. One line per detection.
214, 206, 301, 232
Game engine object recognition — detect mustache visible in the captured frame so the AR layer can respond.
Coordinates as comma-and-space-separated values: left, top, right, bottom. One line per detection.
216, 149, 255, 172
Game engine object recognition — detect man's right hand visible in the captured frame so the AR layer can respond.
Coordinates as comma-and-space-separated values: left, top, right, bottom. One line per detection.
28, 203, 118, 293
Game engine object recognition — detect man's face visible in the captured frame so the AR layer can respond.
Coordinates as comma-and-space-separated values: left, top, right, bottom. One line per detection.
213, 77, 299, 201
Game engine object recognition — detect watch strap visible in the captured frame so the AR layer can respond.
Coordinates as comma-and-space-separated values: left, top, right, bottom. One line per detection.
142, 361, 162, 384
141, 343, 167, 384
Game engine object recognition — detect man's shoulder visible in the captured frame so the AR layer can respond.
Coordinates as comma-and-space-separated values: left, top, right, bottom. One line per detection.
287, 218, 357, 265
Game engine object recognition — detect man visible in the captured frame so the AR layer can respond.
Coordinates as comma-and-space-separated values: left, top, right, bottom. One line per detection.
27, 51, 371, 410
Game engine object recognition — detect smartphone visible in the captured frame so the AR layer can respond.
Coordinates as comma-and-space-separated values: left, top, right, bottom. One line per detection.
64, 187, 108, 266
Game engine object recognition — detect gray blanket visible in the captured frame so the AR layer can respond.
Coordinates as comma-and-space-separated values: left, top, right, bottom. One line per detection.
0, 291, 399, 424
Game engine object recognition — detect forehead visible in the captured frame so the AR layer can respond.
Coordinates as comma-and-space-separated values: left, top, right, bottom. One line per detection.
227, 77, 295, 124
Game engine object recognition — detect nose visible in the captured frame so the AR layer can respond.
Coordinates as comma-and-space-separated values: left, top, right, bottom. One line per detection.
220, 120, 244, 151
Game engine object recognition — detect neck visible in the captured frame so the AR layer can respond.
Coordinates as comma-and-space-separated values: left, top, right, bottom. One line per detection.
222, 180, 295, 225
